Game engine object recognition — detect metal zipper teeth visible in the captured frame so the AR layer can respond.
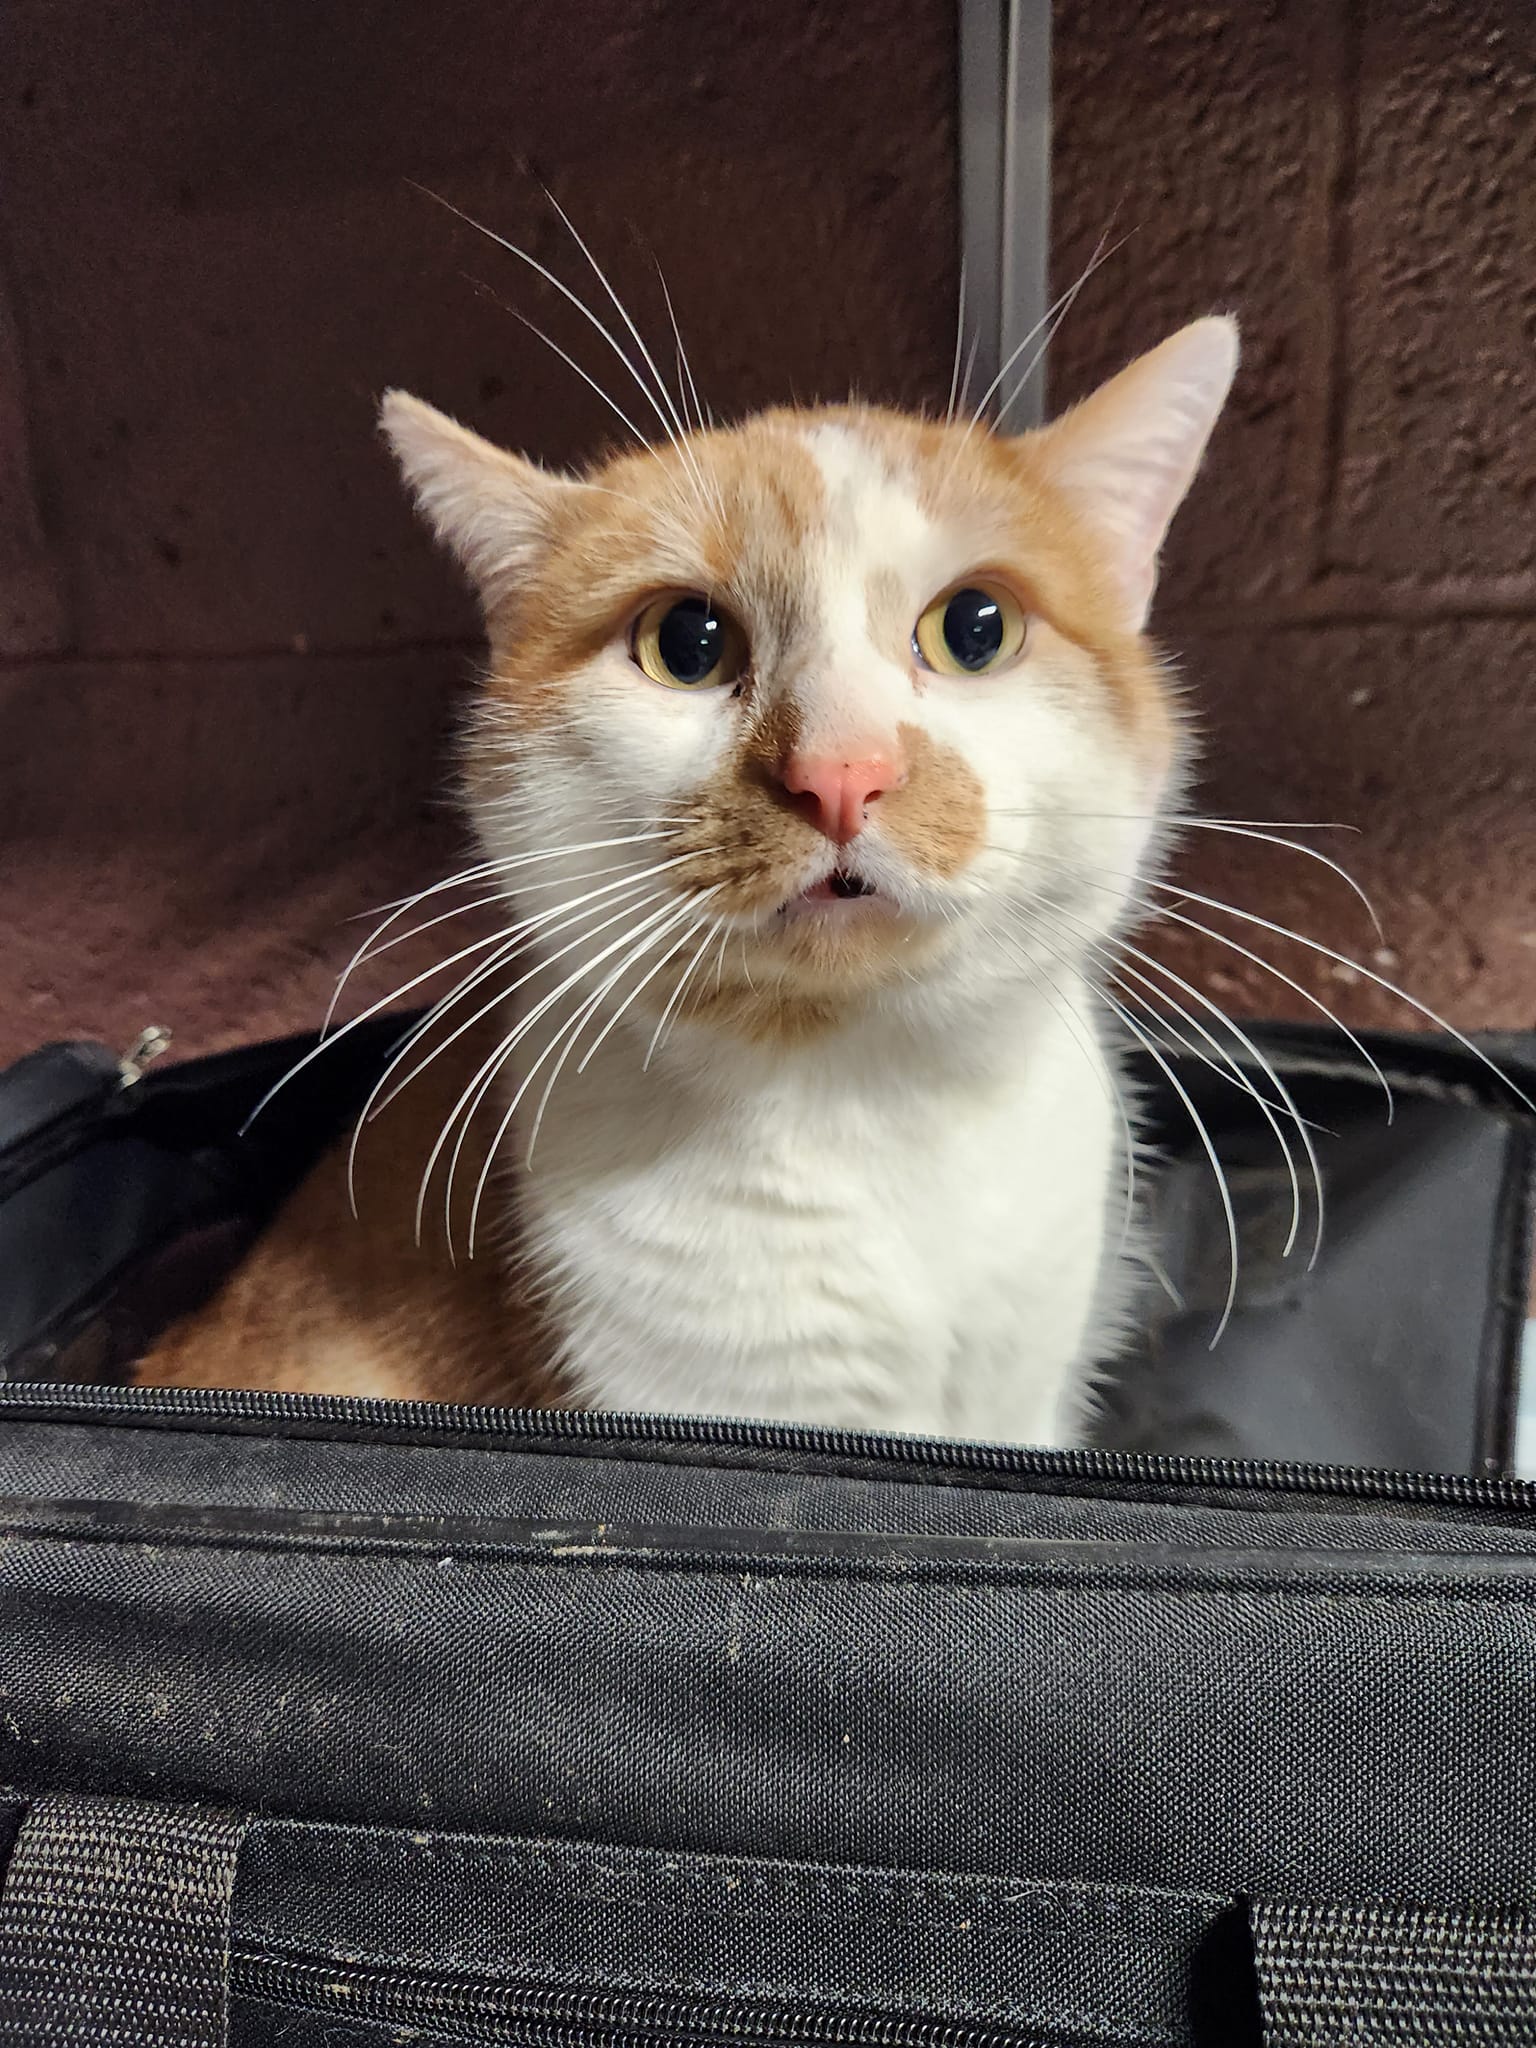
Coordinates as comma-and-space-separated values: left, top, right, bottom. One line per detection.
3, 1378, 1535, 1515
234, 1951, 1049, 2048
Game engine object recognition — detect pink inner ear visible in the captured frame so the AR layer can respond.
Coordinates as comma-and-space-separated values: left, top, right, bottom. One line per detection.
380, 388, 575, 613
1035, 318, 1239, 631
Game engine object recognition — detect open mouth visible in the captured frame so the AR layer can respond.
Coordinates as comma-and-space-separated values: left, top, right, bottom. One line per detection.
816, 868, 875, 901
784, 865, 881, 912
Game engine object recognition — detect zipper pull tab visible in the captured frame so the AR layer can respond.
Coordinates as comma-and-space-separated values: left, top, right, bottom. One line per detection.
118, 1025, 173, 1088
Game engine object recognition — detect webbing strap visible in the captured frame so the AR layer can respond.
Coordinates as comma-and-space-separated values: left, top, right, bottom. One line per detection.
1253, 1896, 1536, 2045
0, 1793, 246, 2045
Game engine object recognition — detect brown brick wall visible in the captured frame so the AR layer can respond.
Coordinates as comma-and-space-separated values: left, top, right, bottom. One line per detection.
1054, 0, 1536, 1031
1, 0, 1532, 1064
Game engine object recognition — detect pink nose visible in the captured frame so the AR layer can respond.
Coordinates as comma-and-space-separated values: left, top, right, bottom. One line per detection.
781, 751, 903, 845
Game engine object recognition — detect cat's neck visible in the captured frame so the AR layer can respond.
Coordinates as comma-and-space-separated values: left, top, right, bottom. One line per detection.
492, 956, 1109, 1176
716, 972, 1088, 1094
487, 959, 1120, 1438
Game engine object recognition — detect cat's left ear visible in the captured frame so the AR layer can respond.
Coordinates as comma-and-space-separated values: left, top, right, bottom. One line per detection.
380, 390, 579, 614
1032, 317, 1238, 632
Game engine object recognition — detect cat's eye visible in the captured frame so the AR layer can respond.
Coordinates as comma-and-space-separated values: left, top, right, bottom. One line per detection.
631, 594, 748, 691
913, 582, 1029, 676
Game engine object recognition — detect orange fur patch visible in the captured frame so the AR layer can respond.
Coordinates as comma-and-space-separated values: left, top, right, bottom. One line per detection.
137, 1010, 562, 1404
481, 418, 830, 725
881, 724, 987, 878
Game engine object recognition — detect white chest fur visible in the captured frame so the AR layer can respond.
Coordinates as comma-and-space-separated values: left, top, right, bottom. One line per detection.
499, 974, 1123, 1446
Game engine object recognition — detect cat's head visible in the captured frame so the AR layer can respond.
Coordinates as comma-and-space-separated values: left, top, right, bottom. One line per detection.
382, 319, 1236, 1048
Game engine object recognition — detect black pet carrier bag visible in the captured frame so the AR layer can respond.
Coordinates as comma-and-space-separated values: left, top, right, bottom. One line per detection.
1, 1015, 1535, 2046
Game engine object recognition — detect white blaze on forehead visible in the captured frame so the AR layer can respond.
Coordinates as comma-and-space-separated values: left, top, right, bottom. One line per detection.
795, 422, 935, 748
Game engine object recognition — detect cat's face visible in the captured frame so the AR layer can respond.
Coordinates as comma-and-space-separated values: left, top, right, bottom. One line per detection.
385, 320, 1236, 1046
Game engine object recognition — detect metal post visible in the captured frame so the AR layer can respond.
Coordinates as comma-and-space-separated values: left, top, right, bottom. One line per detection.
957, 0, 1052, 427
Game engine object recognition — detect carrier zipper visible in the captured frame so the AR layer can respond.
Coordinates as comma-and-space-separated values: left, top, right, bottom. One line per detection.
235, 1947, 1049, 2048
116, 1023, 172, 1087
2, 1377, 1533, 1516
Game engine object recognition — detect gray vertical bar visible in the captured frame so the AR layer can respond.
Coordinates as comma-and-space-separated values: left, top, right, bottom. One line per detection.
957, 0, 1006, 413
956, 0, 1052, 429
999, 0, 1052, 425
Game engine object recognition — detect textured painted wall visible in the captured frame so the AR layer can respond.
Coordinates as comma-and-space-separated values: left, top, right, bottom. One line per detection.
1, 0, 1532, 1068
1053, 0, 1536, 1031
0, 0, 958, 1062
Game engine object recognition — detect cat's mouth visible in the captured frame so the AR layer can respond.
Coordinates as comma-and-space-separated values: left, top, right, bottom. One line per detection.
780, 864, 888, 917
808, 868, 876, 902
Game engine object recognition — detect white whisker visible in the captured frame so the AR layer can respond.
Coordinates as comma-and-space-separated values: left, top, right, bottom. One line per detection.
945, 256, 968, 425
347, 876, 690, 1214
999, 219, 1132, 425
325, 863, 506, 1035
344, 865, 706, 1212
1166, 820, 1384, 941
1022, 901, 1303, 1261
521, 931, 669, 1169
542, 189, 717, 516
527, 896, 723, 1170
1112, 969, 1307, 1259
345, 859, 508, 928
325, 829, 680, 1034
463, 271, 652, 448
247, 911, 557, 1138
1147, 897, 1398, 1121
651, 251, 707, 439
988, 809, 1385, 944
989, 841, 1398, 1118
1138, 878, 1536, 1115
414, 183, 701, 508
988, 809, 1360, 832
981, 233, 1120, 431
644, 914, 725, 1070
376, 864, 691, 1137
983, 911, 1140, 1262
939, 238, 1119, 499
464, 892, 715, 1252
430, 891, 705, 1256
520, 935, 670, 1170
345, 853, 677, 981
1029, 893, 1324, 1267
1100, 989, 1240, 1348
572, 900, 721, 1084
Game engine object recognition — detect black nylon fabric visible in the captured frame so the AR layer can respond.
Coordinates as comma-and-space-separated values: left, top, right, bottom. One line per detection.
1252, 1896, 1536, 2045
0, 1391, 1534, 2045
0, 1792, 246, 2045
229, 1820, 1225, 2044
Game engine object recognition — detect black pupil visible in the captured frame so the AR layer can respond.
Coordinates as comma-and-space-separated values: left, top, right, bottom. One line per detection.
657, 599, 722, 685
943, 588, 1004, 670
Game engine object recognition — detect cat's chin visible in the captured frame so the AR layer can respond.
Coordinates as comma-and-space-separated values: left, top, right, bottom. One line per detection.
647, 879, 946, 1048
735, 897, 946, 999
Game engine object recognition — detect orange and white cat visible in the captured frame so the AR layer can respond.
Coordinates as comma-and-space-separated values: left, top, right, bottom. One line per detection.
139, 317, 1239, 1444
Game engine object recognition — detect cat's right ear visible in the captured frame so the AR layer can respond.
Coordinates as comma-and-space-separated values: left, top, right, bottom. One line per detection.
379, 391, 576, 613
1030, 318, 1238, 632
